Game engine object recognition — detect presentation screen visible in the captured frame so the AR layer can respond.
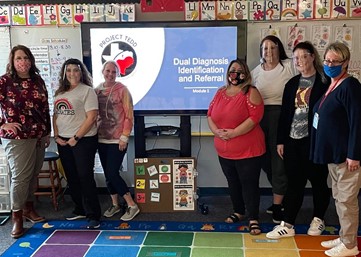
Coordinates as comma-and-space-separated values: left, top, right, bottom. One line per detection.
81, 21, 247, 115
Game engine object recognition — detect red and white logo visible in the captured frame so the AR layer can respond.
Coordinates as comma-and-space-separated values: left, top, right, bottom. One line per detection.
101, 42, 137, 77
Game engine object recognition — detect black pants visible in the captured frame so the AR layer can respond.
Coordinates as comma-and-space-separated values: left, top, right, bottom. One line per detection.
57, 135, 101, 221
98, 143, 129, 196
260, 105, 287, 195
283, 137, 330, 225
219, 155, 263, 220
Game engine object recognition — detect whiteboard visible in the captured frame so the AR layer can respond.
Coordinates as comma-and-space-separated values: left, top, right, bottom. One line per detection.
10, 26, 82, 113
0, 26, 11, 76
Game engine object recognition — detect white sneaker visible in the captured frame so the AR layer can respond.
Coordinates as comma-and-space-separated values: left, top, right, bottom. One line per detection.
103, 205, 121, 218
307, 217, 325, 236
325, 243, 359, 257
121, 205, 140, 221
266, 221, 295, 239
321, 238, 342, 248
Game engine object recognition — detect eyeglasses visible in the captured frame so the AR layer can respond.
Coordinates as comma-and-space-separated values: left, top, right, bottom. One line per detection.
323, 59, 345, 66
292, 53, 311, 62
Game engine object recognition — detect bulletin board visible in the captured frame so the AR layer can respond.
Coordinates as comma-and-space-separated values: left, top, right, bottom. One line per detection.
134, 157, 197, 213
9, 26, 82, 115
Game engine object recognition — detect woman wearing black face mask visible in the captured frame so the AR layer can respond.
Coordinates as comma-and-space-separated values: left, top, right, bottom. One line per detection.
207, 59, 265, 235
310, 42, 361, 257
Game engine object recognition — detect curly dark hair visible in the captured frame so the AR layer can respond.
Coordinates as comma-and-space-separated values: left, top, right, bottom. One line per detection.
55, 58, 93, 96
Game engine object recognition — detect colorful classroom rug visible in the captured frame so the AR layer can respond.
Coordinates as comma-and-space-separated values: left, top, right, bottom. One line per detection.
2, 220, 361, 257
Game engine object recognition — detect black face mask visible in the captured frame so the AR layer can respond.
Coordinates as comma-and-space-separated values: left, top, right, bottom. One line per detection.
228, 72, 245, 85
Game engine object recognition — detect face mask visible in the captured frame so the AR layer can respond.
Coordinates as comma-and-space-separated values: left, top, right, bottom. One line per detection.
323, 64, 343, 78
14, 60, 31, 74
228, 72, 245, 85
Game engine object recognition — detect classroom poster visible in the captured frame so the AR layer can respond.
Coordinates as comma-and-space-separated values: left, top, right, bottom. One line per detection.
261, 27, 281, 39
249, 0, 265, 20
42, 5, 58, 25
314, 0, 331, 19
0, 6, 11, 25
173, 159, 195, 211
184, 1, 200, 20
281, 0, 298, 20
264, 0, 281, 20
334, 25, 353, 50
200, 0, 216, 20
286, 25, 307, 51
311, 25, 331, 50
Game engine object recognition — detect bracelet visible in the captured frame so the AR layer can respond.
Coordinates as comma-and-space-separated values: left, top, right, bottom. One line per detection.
120, 135, 129, 143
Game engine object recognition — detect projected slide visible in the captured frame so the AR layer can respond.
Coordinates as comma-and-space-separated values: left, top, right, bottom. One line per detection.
90, 26, 237, 112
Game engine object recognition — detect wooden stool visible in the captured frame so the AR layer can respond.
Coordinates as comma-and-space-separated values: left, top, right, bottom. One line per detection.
34, 151, 63, 211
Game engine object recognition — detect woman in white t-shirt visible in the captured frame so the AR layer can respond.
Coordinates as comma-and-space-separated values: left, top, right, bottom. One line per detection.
251, 35, 298, 224
53, 58, 101, 229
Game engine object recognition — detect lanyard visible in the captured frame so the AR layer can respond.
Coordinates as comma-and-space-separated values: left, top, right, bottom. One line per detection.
318, 72, 346, 109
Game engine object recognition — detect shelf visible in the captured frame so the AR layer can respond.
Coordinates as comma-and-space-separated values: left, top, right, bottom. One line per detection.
135, 116, 191, 158
144, 125, 180, 137
146, 148, 181, 158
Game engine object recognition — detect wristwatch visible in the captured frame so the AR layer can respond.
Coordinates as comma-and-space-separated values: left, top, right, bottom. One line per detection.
74, 135, 80, 141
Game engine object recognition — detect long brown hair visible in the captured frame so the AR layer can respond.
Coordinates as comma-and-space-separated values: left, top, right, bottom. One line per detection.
6, 45, 41, 82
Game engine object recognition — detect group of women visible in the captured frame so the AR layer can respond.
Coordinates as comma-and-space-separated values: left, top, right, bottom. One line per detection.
1, 36, 361, 257
207, 38, 361, 257
0, 45, 138, 238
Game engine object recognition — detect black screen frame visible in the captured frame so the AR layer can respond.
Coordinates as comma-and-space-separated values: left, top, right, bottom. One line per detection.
81, 20, 247, 116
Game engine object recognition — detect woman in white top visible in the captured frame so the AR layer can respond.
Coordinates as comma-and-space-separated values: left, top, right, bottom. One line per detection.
53, 58, 101, 229
251, 35, 298, 224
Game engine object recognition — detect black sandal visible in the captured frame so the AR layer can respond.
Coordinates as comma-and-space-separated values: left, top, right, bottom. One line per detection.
249, 222, 261, 235
225, 213, 244, 223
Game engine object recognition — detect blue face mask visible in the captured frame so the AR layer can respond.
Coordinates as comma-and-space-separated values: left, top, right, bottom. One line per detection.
323, 64, 343, 78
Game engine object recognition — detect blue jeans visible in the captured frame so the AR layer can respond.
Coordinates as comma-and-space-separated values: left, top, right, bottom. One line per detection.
98, 143, 129, 197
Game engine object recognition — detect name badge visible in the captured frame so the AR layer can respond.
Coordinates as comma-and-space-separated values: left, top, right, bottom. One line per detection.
313, 112, 319, 129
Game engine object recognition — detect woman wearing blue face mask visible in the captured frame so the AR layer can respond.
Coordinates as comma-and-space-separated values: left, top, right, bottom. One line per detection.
310, 42, 361, 257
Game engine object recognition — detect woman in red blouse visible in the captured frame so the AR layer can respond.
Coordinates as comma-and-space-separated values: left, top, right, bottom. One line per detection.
0, 45, 51, 238
207, 59, 265, 235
